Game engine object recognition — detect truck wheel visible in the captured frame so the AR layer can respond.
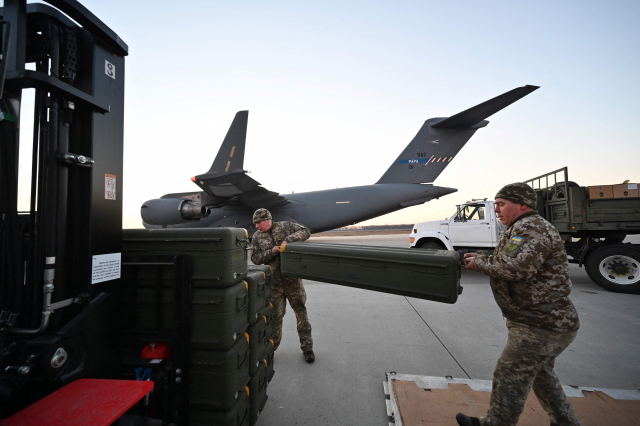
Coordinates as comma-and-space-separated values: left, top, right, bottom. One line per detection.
585, 245, 640, 293
418, 240, 446, 250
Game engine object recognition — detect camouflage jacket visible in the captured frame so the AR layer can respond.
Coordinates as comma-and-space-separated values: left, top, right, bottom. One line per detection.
474, 211, 580, 333
251, 221, 311, 284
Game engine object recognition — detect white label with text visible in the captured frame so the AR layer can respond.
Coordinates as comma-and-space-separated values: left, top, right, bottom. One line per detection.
92, 253, 121, 284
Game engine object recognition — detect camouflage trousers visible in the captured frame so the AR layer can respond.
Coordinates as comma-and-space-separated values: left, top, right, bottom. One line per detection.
480, 320, 580, 426
268, 277, 313, 352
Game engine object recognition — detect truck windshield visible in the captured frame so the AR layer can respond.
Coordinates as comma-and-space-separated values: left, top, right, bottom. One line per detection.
454, 204, 485, 222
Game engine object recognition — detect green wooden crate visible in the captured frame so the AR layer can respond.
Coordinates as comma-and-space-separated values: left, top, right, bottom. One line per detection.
248, 310, 270, 376
248, 264, 272, 302
246, 271, 267, 325
123, 228, 249, 287
191, 307, 248, 351
132, 280, 248, 350
191, 330, 250, 376
134, 280, 248, 328
265, 340, 275, 383
249, 362, 269, 426
190, 386, 249, 426
281, 242, 461, 304
190, 334, 250, 411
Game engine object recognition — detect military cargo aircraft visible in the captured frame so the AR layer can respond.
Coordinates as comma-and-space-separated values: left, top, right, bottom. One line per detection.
141, 85, 538, 233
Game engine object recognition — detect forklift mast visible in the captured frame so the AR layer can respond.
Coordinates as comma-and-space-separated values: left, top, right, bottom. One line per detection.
0, 0, 127, 416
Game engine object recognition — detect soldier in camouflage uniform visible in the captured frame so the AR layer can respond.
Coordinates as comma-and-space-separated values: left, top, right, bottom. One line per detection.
250, 208, 315, 363
456, 183, 581, 426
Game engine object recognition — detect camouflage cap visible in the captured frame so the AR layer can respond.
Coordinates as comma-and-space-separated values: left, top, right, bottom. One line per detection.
495, 182, 537, 209
253, 208, 272, 223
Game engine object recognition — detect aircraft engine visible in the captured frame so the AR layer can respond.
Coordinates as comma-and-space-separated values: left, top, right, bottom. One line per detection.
141, 198, 209, 225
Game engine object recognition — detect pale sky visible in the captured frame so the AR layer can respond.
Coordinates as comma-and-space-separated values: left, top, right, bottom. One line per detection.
14, 0, 640, 229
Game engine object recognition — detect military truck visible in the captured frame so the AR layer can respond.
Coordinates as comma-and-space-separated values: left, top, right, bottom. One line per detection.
409, 167, 640, 294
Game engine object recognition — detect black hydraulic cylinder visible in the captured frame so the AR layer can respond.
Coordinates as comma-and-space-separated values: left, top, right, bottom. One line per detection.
43, 23, 59, 292
56, 99, 71, 302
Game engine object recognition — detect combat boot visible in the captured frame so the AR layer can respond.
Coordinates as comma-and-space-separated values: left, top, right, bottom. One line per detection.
303, 350, 315, 363
456, 413, 480, 426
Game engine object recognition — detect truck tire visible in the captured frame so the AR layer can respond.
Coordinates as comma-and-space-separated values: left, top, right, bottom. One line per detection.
417, 240, 446, 250
584, 245, 640, 294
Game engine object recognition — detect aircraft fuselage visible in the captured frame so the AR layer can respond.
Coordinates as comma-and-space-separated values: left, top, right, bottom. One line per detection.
149, 184, 456, 234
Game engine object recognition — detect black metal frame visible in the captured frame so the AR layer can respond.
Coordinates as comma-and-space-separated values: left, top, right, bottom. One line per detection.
525, 166, 573, 226
121, 254, 192, 426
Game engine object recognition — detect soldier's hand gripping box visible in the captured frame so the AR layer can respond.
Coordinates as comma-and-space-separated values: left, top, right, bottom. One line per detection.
281, 242, 461, 304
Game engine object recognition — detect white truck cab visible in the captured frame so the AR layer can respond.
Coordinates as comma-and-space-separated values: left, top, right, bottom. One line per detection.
409, 199, 505, 250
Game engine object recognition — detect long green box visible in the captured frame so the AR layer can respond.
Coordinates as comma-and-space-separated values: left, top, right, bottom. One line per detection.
191, 386, 249, 426
190, 333, 250, 411
281, 242, 461, 304
123, 228, 249, 287
249, 362, 269, 426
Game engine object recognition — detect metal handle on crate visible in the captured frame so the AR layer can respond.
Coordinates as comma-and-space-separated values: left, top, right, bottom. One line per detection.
236, 231, 253, 251
238, 403, 249, 425
237, 294, 247, 311
259, 374, 268, 391
238, 349, 248, 368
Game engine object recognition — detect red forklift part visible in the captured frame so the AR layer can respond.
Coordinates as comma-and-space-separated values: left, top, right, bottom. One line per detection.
141, 342, 172, 360
0, 379, 154, 426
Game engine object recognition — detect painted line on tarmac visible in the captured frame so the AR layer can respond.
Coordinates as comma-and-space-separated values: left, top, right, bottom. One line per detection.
404, 296, 472, 379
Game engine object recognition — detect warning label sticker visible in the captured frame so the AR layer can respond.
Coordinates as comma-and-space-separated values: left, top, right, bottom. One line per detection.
105, 174, 116, 200
92, 253, 121, 284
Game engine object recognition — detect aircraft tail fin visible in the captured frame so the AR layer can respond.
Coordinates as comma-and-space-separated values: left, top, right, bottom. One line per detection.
376, 85, 539, 184
200, 111, 248, 178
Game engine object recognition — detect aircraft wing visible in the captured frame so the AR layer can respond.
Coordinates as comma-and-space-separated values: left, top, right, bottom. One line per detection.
191, 171, 290, 209
190, 111, 290, 210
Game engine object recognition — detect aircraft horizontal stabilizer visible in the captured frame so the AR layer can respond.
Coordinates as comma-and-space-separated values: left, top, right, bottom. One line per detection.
190, 111, 290, 210
431, 85, 539, 129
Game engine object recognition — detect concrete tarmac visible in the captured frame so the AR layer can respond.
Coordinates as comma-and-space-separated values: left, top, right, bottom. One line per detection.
256, 234, 640, 426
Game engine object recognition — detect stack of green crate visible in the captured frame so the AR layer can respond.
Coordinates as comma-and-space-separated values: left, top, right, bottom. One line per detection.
249, 265, 275, 383
245, 264, 274, 424
122, 228, 253, 426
